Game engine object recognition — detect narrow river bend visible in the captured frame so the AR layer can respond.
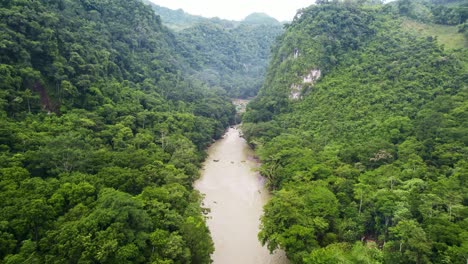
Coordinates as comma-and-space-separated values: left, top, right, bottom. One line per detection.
195, 127, 288, 264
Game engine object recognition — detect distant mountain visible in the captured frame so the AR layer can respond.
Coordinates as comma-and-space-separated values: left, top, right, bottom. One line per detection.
176, 20, 283, 98
143, 0, 239, 30
242, 13, 282, 25
143, 1, 284, 98
143, 1, 282, 29
142, 1, 207, 30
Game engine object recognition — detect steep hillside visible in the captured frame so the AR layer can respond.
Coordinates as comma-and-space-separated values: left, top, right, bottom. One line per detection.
390, 0, 468, 24
143, 1, 206, 31
244, 1, 467, 263
0, 0, 234, 263
176, 20, 283, 98
401, 18, 466, 49
243, 12, 284, 25
144, 2, 284, 98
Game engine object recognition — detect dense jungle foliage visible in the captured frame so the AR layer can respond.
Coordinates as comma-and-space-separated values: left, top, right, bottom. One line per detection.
243, 0, 467, 263
145, 1, 284, 99
176, 18, 283, 98
0, 0, 235, 263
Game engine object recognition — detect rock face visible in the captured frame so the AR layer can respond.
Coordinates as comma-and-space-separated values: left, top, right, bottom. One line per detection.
303, 69, 321, 83
290, 69, 321, 100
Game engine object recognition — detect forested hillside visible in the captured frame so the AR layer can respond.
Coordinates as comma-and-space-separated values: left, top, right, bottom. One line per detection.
143, 1, 206, 31
393, 0, 468, 25
243, 0, 467, 263
176, 19, 283, 98
394, 0, 468, 50
145, 2, 284, 98
0, 0, 235, 263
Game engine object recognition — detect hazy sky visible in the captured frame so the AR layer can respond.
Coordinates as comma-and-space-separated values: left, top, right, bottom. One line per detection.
148, 0, 316, 21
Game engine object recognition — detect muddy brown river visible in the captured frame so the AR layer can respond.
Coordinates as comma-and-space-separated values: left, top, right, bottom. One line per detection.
195, 127, 288, 264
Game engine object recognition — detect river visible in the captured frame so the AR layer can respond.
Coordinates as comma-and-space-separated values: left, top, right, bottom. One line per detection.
194, 127, 288, 264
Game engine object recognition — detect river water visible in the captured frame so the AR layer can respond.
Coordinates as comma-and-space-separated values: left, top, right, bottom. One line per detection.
194, 127, 288, 264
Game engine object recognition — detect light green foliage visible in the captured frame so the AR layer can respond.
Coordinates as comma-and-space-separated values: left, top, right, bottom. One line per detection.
259, 183, 339, 262
245, 1, 467, 263
385, 220, 431, 263
401, 19, 467, 49
305, 242, 382, 264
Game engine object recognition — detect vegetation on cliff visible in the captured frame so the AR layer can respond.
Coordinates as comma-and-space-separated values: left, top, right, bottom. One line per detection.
244, 1, 467, 263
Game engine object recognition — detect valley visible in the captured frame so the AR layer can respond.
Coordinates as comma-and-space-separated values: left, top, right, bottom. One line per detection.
0, 0, 466, 263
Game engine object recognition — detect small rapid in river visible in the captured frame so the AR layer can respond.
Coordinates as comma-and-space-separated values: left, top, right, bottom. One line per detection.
194, 127, 288, 264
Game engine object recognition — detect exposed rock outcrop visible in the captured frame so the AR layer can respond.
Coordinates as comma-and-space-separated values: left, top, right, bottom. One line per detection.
289, 69, 321, 100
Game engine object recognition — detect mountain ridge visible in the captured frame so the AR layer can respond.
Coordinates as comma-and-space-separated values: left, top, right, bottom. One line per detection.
143, 1, 282, 30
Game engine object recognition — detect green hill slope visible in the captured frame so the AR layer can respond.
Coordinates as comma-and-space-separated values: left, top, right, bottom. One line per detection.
176, 20, 283, 98
401, 18, 467, 49
143, 2, 284, 98
0, 0, 234, 262
243, 12, 283, 25
244, 1, 467, 263
143, 1, 206, 31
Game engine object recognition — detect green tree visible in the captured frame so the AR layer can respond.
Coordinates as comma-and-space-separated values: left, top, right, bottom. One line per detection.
386, 220, 431, 264
259, 184, 339, 263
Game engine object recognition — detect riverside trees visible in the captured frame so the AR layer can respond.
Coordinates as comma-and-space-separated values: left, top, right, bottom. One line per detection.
0, 0, 235, 262
244, 1, 467, 263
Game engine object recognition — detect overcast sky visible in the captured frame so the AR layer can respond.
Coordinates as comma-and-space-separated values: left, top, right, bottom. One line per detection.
148, 0, 316, 21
